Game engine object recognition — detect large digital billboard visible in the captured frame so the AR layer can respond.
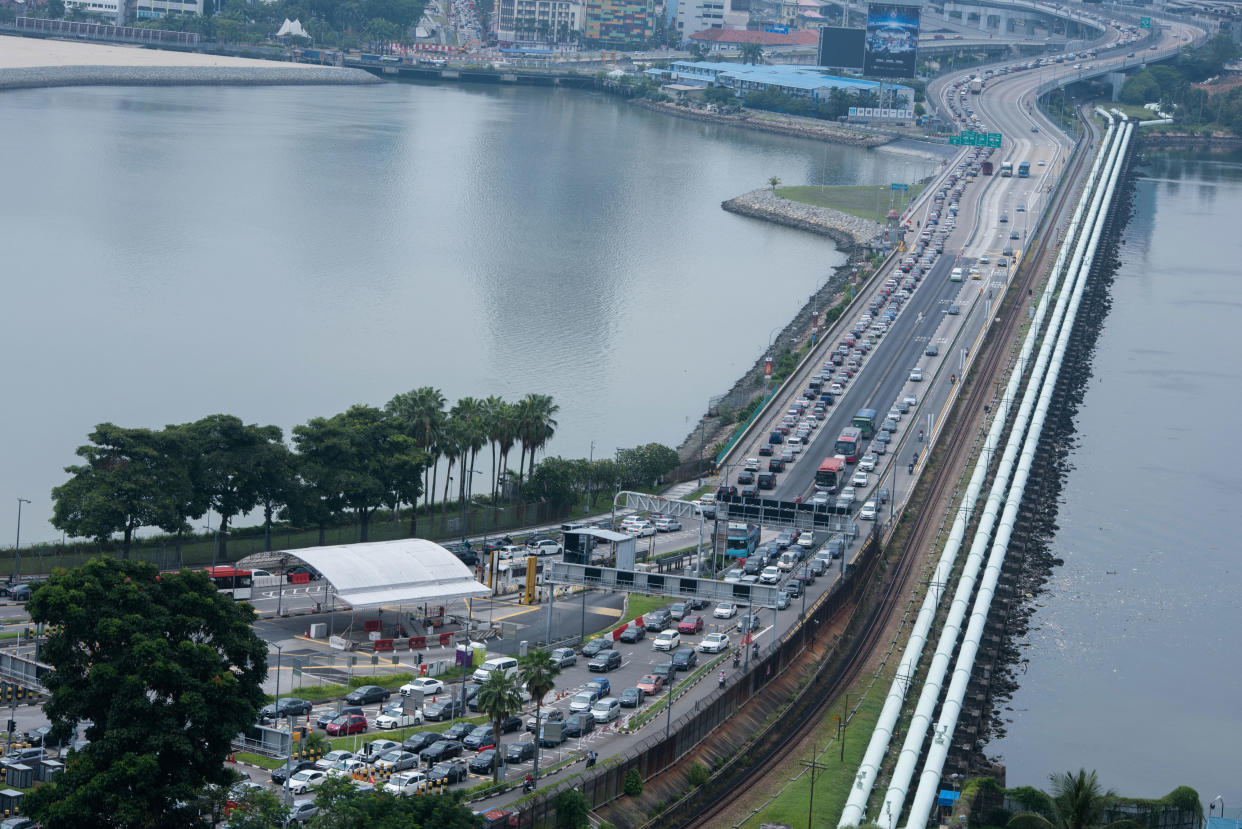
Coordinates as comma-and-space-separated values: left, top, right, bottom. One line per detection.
817, 27, 865, 70
864, 3, 920, 79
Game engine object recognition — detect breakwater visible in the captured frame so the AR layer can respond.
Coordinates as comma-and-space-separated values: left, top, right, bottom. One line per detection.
721, 188, 882, 248
0, 64, 379, 91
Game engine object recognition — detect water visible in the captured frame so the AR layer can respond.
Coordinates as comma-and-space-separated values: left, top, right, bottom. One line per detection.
992, 149, 1242, 808
0, 81, 934, 544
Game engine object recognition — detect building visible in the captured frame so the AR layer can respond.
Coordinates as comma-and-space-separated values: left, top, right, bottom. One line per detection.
686, 25, 819, 50
649, 60, 914, 107
584, 0, 655, 46
129, 0, 206, 21
675, 0, 749, 42
496, 0, 584, 46
63, 0, 124, 24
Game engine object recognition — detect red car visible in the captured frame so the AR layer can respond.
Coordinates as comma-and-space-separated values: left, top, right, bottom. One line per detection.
677, 616, 704, 634
636, 674, 665, 695
326, 713, 368, 736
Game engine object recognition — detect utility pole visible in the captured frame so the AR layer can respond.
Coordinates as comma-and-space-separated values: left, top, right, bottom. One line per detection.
801, 746, 831, 829
12, 498, 30, 585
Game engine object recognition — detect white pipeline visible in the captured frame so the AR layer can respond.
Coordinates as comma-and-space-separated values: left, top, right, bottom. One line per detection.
872, 115, 1124, 829
836, 117, 1120, 829
903, 120, 1134, 829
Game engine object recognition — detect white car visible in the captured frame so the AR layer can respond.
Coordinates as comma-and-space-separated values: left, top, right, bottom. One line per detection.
759, 566, 781, 584
859, 454, 877, 472
375, 705, 424, 729
400, 678, 444, 697
713, 602, 737, 619
527, 539, 562, 556
288, 769, 327, 795
909, 367, 923, 382
654, 518, 682, 532
903, 393, 918, 408
860, 501, 878, 521
325, 758, 368, 780
383, 770, 428, 796
496, 544, 525, 560
852, 471, 869, 488
797, 534, 815, 549
786, 437, 803, 453
652, 629, 681, 651
316, 749, 355, 770
627, 522, 656, 538
811, 492, 831, 506
841, 486, 856, 502
700, 633, 730, 653
723, 568, 743, 583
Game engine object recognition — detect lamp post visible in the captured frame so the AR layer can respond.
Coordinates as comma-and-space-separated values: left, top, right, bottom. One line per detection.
12, 498, 30, 585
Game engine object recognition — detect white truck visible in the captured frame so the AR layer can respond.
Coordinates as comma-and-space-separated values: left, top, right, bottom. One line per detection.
969, 77, 983, 94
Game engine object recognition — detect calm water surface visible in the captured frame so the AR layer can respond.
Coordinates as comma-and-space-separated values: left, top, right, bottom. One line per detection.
993, 149, 1242, 807
0, 81, 933, 542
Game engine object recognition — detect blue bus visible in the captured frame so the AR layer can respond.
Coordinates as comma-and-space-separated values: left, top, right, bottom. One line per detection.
1018, 161, 1030, 178
726, 522, 760, 558
852, 408, 878, 439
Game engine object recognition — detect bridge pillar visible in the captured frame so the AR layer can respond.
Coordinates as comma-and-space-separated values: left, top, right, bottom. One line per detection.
1108, 72, 1126, 102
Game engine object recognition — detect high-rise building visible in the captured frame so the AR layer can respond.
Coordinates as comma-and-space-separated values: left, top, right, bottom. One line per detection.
584, 0, 655, 46
496, 0, 584, 46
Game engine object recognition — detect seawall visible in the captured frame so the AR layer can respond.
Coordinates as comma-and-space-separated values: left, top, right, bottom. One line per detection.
721, 188, 882, 249
0, 64, 380, 91
629, 98, 894, 148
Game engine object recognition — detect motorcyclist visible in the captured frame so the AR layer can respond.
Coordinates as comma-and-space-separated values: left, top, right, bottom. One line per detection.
718, 670, 726, 688
732, 651, 740, 668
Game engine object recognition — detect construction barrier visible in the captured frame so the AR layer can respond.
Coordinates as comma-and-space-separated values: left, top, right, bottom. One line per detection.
373, 639, 394, 652
410, 636, 426, 649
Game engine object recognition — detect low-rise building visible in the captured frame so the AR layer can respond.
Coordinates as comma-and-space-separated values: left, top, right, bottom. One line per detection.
685, 26, 819, 50
649, 60, 914, 107
496, 0, 584, 47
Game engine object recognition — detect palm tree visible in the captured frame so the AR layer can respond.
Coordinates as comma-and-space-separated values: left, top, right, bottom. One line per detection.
439, 421, 464, 516
385, 386, 446, 525
517, 648, 560, 783
520, 393, 559, 482
740, 42, 764, 65
450, 397, 488, 506
1008, 770, 1142, 829
480, 396, 508, 500
476, 671, 525, 784
768, 175, 782, 191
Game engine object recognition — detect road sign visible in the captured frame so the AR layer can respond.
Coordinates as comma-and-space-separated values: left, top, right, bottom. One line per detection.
891, 183, 909, 191
949, 135, 962, 145
986, 132, 1002, 147
1139, 16, 1151, 29
766, 25, 789, 33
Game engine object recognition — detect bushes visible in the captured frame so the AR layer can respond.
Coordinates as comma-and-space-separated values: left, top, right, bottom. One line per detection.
624, 767, 644, 796
688, 761, 709, 787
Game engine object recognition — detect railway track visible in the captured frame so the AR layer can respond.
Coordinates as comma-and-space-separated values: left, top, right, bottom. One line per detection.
685, 107, 1099, 829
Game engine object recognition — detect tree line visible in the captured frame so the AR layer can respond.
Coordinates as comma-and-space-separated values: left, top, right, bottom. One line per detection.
50, 388, 559, 557
1119, 34, 1242, 133
50, 387, 683, 557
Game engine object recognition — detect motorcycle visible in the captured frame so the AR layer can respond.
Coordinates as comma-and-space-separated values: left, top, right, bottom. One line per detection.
523, 777, 536, 793
732, 651, 740, 669
718, 671, 726, 689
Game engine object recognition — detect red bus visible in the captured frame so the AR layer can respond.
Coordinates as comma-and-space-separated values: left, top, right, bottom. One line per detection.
202, 566, 253, 600
834, 427, 863, 464
815, 456, 845, 493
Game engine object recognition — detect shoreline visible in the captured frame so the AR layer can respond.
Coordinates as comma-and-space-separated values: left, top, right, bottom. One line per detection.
0, 64, 380, 91
629, 98, 895, 148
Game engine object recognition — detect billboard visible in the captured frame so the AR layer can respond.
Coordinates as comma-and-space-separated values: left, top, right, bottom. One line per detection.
864, 3, 920, 79
817, 26, 865, 69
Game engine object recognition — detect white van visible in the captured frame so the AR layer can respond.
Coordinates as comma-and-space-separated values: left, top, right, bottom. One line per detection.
591, 697, 621, 723
950, 267, 964, 282
472, 656, 518, 684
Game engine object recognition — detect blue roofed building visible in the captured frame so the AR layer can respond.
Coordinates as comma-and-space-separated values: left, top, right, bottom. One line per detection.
646, 61, 914, 107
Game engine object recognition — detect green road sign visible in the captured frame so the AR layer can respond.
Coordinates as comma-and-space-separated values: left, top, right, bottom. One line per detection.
891, 183, 909, 191
950, 135, 963, 145
986, 132, 1002, 147
1139, 16, 1151, 28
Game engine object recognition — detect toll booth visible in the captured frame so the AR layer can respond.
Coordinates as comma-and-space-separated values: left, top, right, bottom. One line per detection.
0, 789, 22, 816
562, 528, 633, 566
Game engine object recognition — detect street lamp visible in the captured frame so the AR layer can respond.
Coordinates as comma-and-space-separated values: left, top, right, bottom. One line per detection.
12, 498, 30, 585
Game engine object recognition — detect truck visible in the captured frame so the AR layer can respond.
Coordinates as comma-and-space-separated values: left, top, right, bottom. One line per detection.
981, 160, 994, 176
969, 77, 983, 94
1000, 161, 1014, 177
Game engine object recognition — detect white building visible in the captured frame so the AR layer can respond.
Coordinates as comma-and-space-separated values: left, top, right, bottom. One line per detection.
64, 0, 124, 24
133, 0, 206, 19
675, 0, 748, 41
496, 0, 584, 46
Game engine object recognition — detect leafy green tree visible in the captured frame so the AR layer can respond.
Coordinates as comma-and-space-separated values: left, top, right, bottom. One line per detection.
227, 785, 287, 828
688, 41, 707, 61
24, 558, 268, 829
527, 456, 579, 508
518, 648, 559, 782
308, 776, 480, 826
703, 86, 735, 107
554, 787, 590, 828
1007, 770, 1142, 829
740, 42, 764, 65
51, 423, 191, 557
46, 0, 65, 16
183, 415, 284, 559
476, 670, 524, 783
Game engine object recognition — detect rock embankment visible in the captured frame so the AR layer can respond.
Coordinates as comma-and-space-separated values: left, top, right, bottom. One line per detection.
0, 64, 379, 91
721, 188, 882, 249
630, 99, 893, 147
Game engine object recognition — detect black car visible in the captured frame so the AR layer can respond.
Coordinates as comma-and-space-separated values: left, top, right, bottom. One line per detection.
22, 724, 75, 748
423, 698, 466, 721
402, 731, 442, 754
506, 740, 535, 763
645, 609, 672, 631
316, 706, 363, 730
345, 685, 391, 705
462, 717, 523, 749
670, 648, 698, 672
825, 538, 846, 559
469, 749, 502, 775
562, 713, 595, 738
738, 614, 762, 633
418, 740, 463, 764
758, 445, 773, 456
581, 637, 613, 657
270, 758, 316, 785
736, 470, 755, 485
443, 720, 476, 741
783, 580, 803, 598
743, 556, 764, 576
588, 650, 622, 672
741, 485, 759, 501
527, 708, 564, 732
650, 662, 676, 682
426, 760, 469, 785
259, 697, 312, 722
618, 624, 645, 643
619, 687, 645, 708
768, 458, 785, 472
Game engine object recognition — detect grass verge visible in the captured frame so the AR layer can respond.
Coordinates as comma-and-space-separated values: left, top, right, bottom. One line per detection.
776, 183, 927, 222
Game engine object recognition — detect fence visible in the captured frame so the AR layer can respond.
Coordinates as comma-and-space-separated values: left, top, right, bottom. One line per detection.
2, 501, 570, 577
9, 17, 199, 45
506, 527, 884, 828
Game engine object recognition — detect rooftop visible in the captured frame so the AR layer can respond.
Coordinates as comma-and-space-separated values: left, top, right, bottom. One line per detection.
669, 61, 913, 93
688, 28, 819, 46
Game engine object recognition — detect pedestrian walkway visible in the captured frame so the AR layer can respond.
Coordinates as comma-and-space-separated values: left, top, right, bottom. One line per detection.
660, 481, 702, 501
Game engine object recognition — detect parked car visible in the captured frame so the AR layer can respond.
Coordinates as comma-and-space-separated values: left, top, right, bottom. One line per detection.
585, 677, 610, 698
315, 749, 355, 771
317, 706, 363, 729
527, 709, 564, 733
581, 638, 613, 657
569, 692, 597, 714
402, 732, 443, 755
677, 615, 704, 634
259, 697, 312, 722
636, 674, 665, 695
653, 629, 681, 651
418, 740, 463, 765
422, 697, 465, 721
271, 758, 316, 785
426, 759, 469, 785
399, 678, 444, 697
644, 609, 672, 631
506, 740, 536, 763
469, 749, 502, 775
591, 697, 621, 723
549, 647, 578, 668
289, 768, 327, 794
713, 602, 737, 619
443, 721, 477, 742
286, 800, 319, 824
383, 769, 428, 796
375, 705, 423, 730
372, 749, 418, 773
345, 685, 391, 705
619, 687, 646, 708
562, 713, 595, 739
326, 713, 368, 736
589, 650, 622, 672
